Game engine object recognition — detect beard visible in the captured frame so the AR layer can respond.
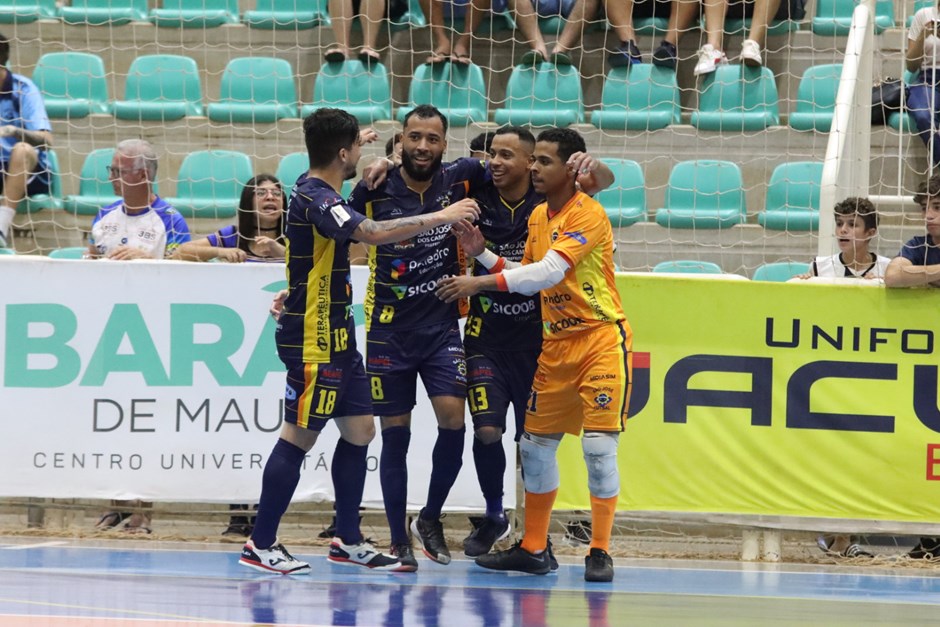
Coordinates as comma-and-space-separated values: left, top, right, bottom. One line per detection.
343, 161, 358, 181
401, 149, 443, 182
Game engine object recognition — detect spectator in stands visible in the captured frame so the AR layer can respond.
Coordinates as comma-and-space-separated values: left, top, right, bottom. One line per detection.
885, 174, 940, 289
906, 2, 940, 168
324, 0, 407, 64
469, 131, 493, 159
800, 197, 890, 281
651, 0, 792, 75
0, 32, 53, 249
87, 139, 190, 260
174, 174, 286, 263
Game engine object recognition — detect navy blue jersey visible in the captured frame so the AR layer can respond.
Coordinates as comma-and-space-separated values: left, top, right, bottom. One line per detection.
464, 180, 544, 352
899, 234, 940, 267
349, 159, 488, 331
276, 174, 366, 365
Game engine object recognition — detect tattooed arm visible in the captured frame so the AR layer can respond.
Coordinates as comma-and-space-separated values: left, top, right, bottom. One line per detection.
352, 198, 480, 245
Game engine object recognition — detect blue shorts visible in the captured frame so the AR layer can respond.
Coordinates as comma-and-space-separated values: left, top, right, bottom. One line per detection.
466, 347, 540, 441
366, 320, 466, 416
283, 351, 373, 431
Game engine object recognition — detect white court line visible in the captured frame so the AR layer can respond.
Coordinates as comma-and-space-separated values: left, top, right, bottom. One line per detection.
0, 541, 68, 550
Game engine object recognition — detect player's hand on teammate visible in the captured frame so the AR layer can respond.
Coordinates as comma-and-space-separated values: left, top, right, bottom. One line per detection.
358, 127, 379, 146
451, 220, 485, 257
439, 198, 480, 224
568, 151, 601, 194
362, 156, 393, 190
270, 289, 288, 320
216, 248, 248, 263
437, 275, 481, 302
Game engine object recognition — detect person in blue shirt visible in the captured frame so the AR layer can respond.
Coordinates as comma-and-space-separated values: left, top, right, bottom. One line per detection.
886, 173, 940, 288
0, 32, 53, 249
87, 139, 190, 260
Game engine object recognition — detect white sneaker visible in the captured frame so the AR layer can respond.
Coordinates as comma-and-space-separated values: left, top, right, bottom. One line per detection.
740, 39, 762, 67
328, 538, 406, 571
239, 538, 311, 575
693, 44, 728, 76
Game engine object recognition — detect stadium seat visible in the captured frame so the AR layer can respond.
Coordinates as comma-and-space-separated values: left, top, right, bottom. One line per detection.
493, 62, 583, 127
0, 248, 15, 255
0, 0, 56, 23
48, 247, 87, 259
32, 52, 109, 119
112, 55, 205, 121
244, 0, 328, 29
166, 150, 253, 220
655, 160, 745, 229
396, 62, 487, 127
812, 0, 894, 36
276, 152, 308, 190
150, 0, 239, 27
757, 162, 824, 231
390, 0, 425, 30
652, 260, 723, 274
788, 64, 841, 133
304, 60, 391, 123
444, 0, 514, 33
207, 58, 297, 123
19, 149, 63, 214
594, 158, 646, 227
64, 148, 117, 216
888, 70, 917, 133
591, 65, 680, 131
752, 261, 810, 281
59, 0, 148, 25
691, 64, 780, 131
635, 15, 669, 35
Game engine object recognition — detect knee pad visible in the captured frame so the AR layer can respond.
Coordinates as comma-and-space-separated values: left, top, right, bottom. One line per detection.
582, 431, 620, 498
519, 433, 560, 494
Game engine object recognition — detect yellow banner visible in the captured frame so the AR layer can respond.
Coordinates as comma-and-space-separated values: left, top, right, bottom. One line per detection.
555, 275, 940, 523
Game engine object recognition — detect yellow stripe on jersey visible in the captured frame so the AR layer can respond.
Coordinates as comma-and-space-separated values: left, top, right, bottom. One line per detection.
303, 227, 337, 362
296, 363, 319, 429
363, 200, 377, 333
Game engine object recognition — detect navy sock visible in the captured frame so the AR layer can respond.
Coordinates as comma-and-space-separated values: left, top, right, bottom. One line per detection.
251, 438, 307, 549
473, 437, 506, 520
380, 426, 411, 545
332, 437, 368, 545
423, 427, 465, 520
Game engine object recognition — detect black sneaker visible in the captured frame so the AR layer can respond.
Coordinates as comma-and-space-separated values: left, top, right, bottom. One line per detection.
584, 547, 614, 582
564, 519, 592, 545
389, 542, 418, 572
222, 522, 253, 537
652, 40, 678, 70
411, 511, 451, 565
463, 513, 511, 557
547, 536, 559, 571
475, 541, 551, 575
608, 39, 643, 68
909, 537, 940, 560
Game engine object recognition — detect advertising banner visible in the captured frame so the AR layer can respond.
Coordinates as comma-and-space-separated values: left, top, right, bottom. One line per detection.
0, 257, 514, 510
556, 275, 940, 524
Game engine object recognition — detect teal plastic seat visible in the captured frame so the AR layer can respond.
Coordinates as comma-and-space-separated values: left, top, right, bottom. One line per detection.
112, 55, 205, 121
0, 0, 56, 23
757, 161, 823, 231
888, 70, 917, 133
48, 247, 88, 259
390, 0, 425, 30
0, 248, 15, 255
32, 52, 109, 118
208, 57, 297, 123
493, 62, 583, 127
166, 150, 253, 220
594, 158, 646, 227
150, 0, 239, 27
653, 260, 723, 274
591, 65, 680, 131
753, 261, 810, 281
59, 0, 147, 24
304, 60, 391, 123
244, 0, 328, 29
812, 0, 894, 36
397, 62, 487, 126
691, 64, 780, 132
655, 160, 745, 229
788, 64, 841, 133
64, 148, 117, 215
276, 152, 308, 190
20, 149, 63, 214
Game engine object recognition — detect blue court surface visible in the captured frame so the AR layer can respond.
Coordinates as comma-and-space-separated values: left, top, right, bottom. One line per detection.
2, 537, 940, 626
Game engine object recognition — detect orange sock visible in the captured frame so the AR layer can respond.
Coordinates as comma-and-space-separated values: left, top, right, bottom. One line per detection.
589, 494, 618, 552
520, 489, 557, 554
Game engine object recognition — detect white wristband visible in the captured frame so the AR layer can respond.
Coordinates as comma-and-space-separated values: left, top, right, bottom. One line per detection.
475, 249, 500, 270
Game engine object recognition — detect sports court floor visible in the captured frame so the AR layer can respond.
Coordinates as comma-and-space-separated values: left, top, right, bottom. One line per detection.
2, 537, 940, 626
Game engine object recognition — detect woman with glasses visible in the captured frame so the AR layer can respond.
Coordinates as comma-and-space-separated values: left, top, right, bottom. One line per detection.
175, 174, 287, 263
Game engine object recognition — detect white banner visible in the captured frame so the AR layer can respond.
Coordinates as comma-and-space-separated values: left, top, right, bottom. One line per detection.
0, 257, 515, 510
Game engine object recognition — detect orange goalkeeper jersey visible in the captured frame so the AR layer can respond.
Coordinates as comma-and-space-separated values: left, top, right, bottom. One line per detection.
523, 191, 625, 341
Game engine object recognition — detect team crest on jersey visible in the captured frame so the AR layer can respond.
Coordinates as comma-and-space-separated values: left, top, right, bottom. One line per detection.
391, 259, 408, 280
391, 285, 408, 300
479, 296, 493, 313
316, 337, 329, 351
284, 384, 297, 401
455, 359, 467, 377
550, 230, 559, 242
594, 392, 612, 409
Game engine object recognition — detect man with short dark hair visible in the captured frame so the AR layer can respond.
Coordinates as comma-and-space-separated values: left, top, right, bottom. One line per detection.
238, 107, 479, 575
885, 173, 940, 288
0, 32, 53, 248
